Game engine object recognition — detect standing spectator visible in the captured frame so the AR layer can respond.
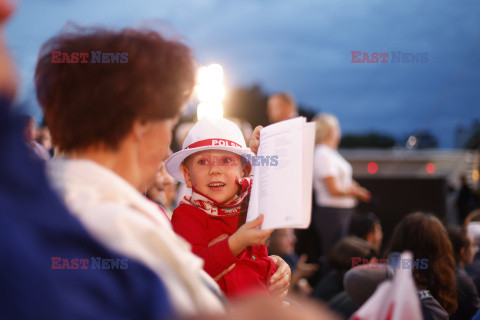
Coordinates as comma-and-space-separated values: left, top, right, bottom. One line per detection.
267, 92, 298, 124
447, 225, 480, 320
312, 113, 371, 257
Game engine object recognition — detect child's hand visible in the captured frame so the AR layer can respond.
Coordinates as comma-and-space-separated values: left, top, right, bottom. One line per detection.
248, 126, 263, 155
228, 215, 273, 256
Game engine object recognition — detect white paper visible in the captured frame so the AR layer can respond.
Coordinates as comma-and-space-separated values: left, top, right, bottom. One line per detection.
246, 117, 315, 230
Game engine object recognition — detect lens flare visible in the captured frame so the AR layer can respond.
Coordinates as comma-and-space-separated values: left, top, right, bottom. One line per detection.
196, 64, 225, 120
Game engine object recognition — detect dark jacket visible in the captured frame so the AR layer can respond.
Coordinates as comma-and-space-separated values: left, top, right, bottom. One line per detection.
450, 267, 480, 320
311, 269, 344, 302
328, 291, 358, 319
466, 253, 480, 295
418, 290, 449, 320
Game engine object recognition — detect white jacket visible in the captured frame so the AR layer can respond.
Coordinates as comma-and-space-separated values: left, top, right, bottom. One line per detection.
46, 158, 225, 316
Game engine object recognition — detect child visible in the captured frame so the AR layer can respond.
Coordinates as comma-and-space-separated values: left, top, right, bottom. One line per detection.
166, 117, 276, 298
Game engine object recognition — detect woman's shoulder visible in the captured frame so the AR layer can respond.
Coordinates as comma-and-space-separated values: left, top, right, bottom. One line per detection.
418, 290, 449, 320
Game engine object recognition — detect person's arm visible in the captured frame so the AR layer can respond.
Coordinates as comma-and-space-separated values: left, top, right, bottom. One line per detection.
349, 180, 371, 202
290, 254, 319, 287
323, 176, 348, 197
323, 176, 371, 202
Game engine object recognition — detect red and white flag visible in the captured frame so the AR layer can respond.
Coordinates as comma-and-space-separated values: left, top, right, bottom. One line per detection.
350, 252, 422, 320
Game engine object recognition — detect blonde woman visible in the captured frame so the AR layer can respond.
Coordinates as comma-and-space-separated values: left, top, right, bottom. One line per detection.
312, 113, 371, 257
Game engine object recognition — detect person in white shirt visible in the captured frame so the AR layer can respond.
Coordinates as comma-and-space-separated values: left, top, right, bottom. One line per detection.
312, 113, 371, 257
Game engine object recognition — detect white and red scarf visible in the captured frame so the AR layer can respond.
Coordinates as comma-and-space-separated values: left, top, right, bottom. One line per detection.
181, 176, 253, 218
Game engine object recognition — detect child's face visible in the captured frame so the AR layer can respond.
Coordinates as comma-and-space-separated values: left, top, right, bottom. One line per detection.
181, 150, 248, 204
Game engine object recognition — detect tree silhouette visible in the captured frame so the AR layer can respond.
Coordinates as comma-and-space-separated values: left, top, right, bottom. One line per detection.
340, 132, 396, 148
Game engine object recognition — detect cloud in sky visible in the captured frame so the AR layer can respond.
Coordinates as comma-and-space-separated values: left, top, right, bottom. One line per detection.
6, 0, 480, 147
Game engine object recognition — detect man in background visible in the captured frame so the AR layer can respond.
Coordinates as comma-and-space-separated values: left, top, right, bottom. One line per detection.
267, 92, 299, 124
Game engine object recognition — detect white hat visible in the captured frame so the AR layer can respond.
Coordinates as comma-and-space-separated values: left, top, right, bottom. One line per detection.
165, 117, 254, 183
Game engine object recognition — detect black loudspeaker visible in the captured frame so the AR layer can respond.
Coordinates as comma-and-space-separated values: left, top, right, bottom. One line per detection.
355, 177, 447, 250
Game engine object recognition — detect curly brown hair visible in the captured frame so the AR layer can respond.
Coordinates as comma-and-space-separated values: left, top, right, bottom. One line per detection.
35, 25, 195, 152
385, 212, 457, 314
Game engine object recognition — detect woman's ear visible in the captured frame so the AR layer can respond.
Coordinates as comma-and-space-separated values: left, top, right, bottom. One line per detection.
180, 163, 193, 188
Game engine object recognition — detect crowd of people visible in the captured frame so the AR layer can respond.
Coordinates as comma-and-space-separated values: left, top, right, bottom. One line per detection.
2, 1, 480, 319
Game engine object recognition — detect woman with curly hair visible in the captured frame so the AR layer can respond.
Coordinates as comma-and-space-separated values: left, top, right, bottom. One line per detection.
385, 212, 457, 319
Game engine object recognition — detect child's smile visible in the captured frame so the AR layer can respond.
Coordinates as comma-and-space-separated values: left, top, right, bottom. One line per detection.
208, 181, 226, 191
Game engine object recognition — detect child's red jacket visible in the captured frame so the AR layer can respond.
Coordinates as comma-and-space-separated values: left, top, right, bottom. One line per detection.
172, 203, 276, 297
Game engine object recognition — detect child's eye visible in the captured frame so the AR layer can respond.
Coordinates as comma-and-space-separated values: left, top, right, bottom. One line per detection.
197, 159, 208, 165
222, 157, 232, 164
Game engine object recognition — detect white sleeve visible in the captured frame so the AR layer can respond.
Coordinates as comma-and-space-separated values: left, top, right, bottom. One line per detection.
314, 147, 337, 180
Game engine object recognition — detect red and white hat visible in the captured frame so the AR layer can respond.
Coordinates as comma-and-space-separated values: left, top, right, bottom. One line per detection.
165, 117, 254, 183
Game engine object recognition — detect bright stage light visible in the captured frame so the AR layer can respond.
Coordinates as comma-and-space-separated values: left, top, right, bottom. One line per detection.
196, 64, 225, 120
196, 84, 225, 103
197, 64, 223, 85
197, 102, 223, 119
